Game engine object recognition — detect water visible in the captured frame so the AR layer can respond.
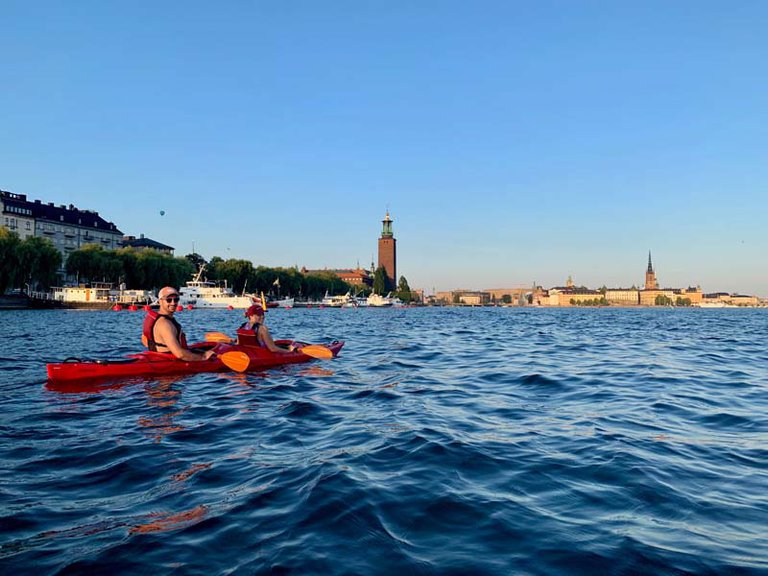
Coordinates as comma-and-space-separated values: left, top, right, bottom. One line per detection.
1, 307, 766, 575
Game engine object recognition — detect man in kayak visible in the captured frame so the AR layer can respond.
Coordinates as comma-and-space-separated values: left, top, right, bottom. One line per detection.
238, 304, 295, 354
145, 286, 216, 361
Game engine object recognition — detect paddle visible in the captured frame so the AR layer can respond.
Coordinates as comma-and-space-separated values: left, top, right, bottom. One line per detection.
205, 332, 234, 343
298, 345, 334, 360
219, 351, 250, 372
205, 332, 332, 359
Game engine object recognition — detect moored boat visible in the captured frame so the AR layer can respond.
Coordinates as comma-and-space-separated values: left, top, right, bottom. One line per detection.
321, 291, 353, 307
267, 297, 295, 308
50, 283, 154, 309
179, 266, 255, 309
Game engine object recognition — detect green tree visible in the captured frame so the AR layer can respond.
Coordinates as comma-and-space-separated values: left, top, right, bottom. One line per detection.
185, 252, 206, 269
0, 228, 21, 294
215, 259, 254, 294
373, 266, 390, 295
501, 294, 512, 304
65, 245, 108, 283
18, 236, 62, 290
396, 275, 412, 303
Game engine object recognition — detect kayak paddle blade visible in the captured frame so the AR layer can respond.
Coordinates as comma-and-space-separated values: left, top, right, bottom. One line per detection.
205, 332, 234, 343
299, 345, 333, 360
220, 351, 250, 372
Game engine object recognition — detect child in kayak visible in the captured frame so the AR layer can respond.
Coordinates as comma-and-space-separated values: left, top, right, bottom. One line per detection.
238, 304, 295, 353
144, 286, 216, 361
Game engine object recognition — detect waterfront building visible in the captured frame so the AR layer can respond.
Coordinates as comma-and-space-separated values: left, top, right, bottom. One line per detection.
378, 211, 397, 289
484, 287, 530, 305
436, 290, 491, 305
1, 190, 123, 263
300, 267, 373, 287
605, 289, 640, 305
547, 287, 603, 306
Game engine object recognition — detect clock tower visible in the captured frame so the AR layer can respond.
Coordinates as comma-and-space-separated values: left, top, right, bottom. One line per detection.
378, 211, 397, 290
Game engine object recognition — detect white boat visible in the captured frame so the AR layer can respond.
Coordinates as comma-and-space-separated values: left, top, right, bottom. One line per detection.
321, 291, 353, 307
367, 293, 393, 307
268, 297, 295, 309
179, 267, 255, 309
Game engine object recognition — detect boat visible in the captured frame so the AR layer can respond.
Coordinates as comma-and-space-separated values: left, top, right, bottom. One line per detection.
267, 297, 295, 309
367, 292, 393, 307
46, 340, 345, 386
321, 291, 353, 307
292, 299, 324, 308
179, 266, 255, 309
50, 283, 154, 309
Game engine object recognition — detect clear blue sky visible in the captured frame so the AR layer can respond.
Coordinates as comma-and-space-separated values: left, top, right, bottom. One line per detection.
2, 1, 766, 296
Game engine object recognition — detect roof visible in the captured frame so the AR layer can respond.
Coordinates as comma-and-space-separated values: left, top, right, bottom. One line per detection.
1, 190, 123, 234
122, 236, 174, 251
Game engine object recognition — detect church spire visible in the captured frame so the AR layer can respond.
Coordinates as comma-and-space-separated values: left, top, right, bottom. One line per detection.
645, 251, 658, 290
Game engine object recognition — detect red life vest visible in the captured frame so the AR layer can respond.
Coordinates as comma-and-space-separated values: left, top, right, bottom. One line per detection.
236, 322, 264, 347
142, 310, 187, 351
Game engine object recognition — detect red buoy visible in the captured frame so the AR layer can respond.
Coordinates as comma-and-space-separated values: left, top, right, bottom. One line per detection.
176, 305, 183, 312
187, 304, 194, 310
128, 305, 138, 311
111, 304, 122, 311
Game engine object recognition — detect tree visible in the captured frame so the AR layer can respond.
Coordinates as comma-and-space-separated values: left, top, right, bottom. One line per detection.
373, 266, 390, 295
18, 236, 61, 290
185, 252, 206, 269
0, 228, 21, 294
501, 294, 512, 304
396, 275, 412, 303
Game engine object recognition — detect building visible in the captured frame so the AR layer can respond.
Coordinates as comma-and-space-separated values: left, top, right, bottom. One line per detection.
546, 287, 603, 306
645, 251, 658, 290
122, 234, 175, 255
378, 211, 397, 289
484, 287, 530, 304
605, 288, 640, 305
300, 267, 372, 287
1, 190, 123, 261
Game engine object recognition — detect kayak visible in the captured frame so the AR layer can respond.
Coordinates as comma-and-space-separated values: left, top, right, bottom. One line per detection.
46, 339, 344, 386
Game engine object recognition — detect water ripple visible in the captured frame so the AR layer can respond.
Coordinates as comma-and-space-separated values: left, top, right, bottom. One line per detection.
0, 308, 766, 574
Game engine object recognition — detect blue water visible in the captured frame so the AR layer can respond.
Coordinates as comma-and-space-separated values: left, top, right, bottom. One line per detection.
1, 307, 766, 575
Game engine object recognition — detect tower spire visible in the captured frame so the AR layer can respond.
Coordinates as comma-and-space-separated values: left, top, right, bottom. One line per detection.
645, 251, 658, 290
377, 210, 397, 290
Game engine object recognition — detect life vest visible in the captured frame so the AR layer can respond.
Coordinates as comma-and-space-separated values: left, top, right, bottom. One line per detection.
142, 310, 187, 351
236, 322, 264, 347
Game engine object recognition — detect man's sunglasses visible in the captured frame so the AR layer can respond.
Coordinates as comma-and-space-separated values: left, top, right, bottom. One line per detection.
164, 296, 180, 303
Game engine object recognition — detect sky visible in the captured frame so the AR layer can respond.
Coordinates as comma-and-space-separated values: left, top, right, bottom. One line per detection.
1, 1, 766, 296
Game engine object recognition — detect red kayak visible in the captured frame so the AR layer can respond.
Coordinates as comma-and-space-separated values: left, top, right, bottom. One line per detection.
46, 340, 344, 386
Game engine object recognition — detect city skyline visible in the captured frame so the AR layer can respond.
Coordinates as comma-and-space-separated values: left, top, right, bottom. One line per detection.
1, 2, 766, 296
